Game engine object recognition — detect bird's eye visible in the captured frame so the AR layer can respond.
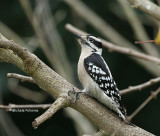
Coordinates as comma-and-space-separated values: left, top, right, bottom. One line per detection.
89, 38, 94, 43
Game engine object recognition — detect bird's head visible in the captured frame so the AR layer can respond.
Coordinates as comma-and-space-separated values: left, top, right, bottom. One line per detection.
74, 33, 102, 55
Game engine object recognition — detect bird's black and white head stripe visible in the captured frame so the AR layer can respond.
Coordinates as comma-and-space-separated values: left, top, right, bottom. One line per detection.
84, 53, 126, 116
87, 35, 102, 49
74, 34, 102, 54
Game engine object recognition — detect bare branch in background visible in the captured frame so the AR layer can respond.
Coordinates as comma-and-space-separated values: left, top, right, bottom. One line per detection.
0, 89, 24, 136
18, 0, 75, 83
7, 73, 35, 83
120, 77, 160, 95
34, 0, 75, 83
18, 0, 64, 77
66, 24, 160, 65
128, 0, 160, 21
117, 0, 159, 57
0, 22, 29, 50
0, 104, 51, 110
18, 0, 57, 65
63, 0, 134, 47
8, 80, 47, 103
127, 87, 160, 121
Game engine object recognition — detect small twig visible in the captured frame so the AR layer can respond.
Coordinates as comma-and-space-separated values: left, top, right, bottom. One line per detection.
0, 104, 51, 110
120, 77, 160, 95
66, 24, 160, 65
135, 40, 155, 44
7, 73, 36, 83
32, 97, 70, 129
127, 87, 160, 121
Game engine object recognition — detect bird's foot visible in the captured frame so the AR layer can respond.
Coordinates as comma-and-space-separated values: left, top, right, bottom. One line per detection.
68, 88, 84, 103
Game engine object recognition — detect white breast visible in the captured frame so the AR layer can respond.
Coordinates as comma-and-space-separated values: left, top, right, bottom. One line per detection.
78, 50, 124, 119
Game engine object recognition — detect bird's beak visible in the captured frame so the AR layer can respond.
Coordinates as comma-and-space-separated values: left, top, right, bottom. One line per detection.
73, 33, 87, 47
73, 33, 82, 39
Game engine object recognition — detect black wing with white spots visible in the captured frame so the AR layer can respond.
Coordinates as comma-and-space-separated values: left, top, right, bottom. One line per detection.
84, 53, 126, 116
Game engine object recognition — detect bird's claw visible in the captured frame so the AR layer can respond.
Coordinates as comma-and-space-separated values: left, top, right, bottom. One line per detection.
68, 88, 83, 103
73, 92, 82, 103
68, 88, 75, 96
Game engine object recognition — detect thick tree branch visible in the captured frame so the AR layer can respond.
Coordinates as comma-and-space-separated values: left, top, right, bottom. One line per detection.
120, 77, 160, 95
128, 0, 160, 21
0, 34, 155, 135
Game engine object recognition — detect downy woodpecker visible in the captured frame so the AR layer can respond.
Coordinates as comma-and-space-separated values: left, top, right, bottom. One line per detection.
73, 33, 127, 120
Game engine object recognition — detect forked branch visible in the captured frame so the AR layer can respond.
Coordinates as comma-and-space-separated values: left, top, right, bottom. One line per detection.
32, 97, 69, 129
127, 87, 160, 121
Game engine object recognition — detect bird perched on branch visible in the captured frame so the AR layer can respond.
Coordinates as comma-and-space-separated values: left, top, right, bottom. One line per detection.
71, 33, 127, 121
